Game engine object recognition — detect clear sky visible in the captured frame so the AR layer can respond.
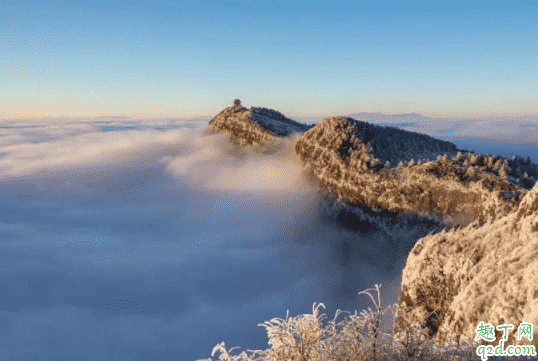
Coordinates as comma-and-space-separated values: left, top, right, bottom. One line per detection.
2, 0, 537, 122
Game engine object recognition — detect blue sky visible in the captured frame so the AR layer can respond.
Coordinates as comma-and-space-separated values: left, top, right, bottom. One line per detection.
1, 0, 537, 121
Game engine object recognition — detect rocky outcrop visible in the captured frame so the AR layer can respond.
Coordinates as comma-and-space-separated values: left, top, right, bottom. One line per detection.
294, 115, 531, 227
394, 182, 538, 353
296, 115, 460, 166
207, 104, 313, 147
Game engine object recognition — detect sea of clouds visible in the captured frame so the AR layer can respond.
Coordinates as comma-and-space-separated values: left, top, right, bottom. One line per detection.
0, 113, 536, 360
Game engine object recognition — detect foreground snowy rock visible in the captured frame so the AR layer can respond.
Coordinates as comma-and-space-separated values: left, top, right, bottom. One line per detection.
394, 181, 538, 353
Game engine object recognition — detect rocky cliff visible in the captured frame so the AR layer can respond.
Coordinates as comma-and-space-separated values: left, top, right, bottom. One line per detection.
394, 183, 538, 353
206, 103, 538, 351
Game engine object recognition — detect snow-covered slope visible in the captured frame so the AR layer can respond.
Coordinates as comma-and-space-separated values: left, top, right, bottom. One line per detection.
206, 105, 313, 146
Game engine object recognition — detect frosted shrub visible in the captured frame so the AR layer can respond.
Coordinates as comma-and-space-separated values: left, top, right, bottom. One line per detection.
197, 283, 536, 361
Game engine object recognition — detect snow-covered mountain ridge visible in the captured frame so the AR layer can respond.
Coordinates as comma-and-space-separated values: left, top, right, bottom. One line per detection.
207, 103, 538, 352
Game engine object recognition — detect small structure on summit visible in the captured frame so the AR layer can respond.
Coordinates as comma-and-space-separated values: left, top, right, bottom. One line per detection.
232, 98, 246, 113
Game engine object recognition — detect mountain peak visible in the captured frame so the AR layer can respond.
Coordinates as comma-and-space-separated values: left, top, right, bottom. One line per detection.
207, 104, 314, 146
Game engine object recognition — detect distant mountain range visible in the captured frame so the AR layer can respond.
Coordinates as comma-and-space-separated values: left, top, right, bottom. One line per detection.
345, 111, 430, 127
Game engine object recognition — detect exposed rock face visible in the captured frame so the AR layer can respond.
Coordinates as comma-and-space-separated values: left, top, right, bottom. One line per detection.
394, 182, 538, 353
207, 105, 313, 147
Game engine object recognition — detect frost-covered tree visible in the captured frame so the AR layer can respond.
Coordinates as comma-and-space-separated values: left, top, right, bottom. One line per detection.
469, 153, 479, 165
486, 156, 495, 168
499, 164, 508, 179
